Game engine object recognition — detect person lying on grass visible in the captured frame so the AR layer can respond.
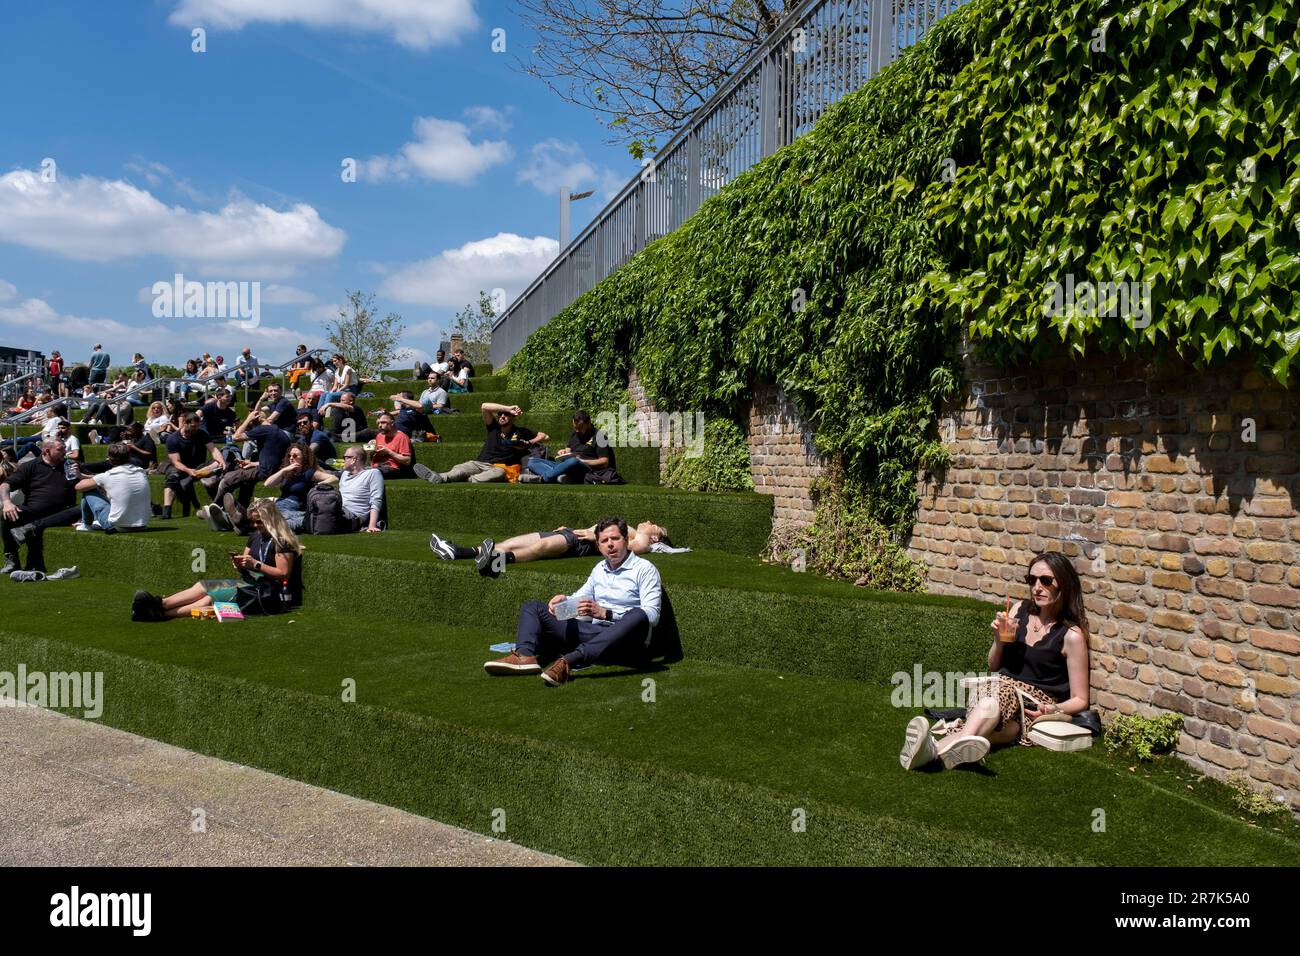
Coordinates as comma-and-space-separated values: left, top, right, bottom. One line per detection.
131, 499, 304, 621
899, 550, 1092, 771
484, 516, 662, 686
430, 520, 670, 577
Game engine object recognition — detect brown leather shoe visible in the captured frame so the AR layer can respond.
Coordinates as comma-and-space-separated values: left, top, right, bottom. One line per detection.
540, 656, 573, 686
483, 652, 541, 676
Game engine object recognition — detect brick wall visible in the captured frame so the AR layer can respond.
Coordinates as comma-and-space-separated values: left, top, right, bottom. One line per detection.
627, 374, 825, 528
906, 341, 1300, 809
746, 381, 825, 529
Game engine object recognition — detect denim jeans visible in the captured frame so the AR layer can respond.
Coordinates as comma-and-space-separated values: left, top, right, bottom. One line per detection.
276, 498, 306, 531
316, 384, 359, 411
80, 491, 115, 532
526, 457, 591, 483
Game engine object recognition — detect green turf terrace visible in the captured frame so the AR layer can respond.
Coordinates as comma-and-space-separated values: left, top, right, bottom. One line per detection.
3, 372, 1298, 865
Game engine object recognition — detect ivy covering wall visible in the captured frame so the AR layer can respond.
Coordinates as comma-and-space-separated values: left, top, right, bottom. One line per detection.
509, 0, 1297, 533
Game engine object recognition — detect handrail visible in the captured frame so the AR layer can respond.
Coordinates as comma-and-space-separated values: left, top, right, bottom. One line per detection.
491, 0, 832, 334
491, 0, 961, 365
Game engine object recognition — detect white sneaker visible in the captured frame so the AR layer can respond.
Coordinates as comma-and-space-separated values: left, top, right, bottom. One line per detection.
47, 567, 79, 580
428, 532, 456, 560
900, 715, 939, 770
73, 522, 92, 532
938, 735, 991, 769
10, 570, 46, 582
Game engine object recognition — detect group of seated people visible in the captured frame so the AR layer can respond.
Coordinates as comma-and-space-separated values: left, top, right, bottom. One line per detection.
5, 353, 1096, 758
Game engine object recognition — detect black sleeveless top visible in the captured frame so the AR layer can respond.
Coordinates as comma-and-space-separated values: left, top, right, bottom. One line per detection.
996, 602, 1073, 700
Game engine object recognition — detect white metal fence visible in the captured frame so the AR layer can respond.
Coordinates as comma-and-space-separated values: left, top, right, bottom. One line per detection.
491, 0, 964, 366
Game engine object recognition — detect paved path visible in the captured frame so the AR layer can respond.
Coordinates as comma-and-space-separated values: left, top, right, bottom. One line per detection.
0, 706, 574, 867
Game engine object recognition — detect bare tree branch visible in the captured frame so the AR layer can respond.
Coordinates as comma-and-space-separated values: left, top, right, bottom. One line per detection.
511, 0, 791, 157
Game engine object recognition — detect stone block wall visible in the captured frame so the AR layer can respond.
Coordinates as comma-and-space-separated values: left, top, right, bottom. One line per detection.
627, 373, 825, 529
906, 342, 1300, 809
746, 381, 825, 529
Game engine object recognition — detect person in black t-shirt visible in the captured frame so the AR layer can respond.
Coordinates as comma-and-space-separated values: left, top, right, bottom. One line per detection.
1, 439, 78, 574
252, 382, 297, 429
296, 414, 337, 465
216, 408, 293, 510
162, 414, 225, 519
321, 392, 373, 442
413, 403, 547, 483
132, 498, 304, 621
199, 389, 238, 443
525, 409, 616, 483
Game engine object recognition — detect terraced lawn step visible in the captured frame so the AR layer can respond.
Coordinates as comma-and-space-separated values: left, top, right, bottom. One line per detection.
78, 440, 663, 486
55, 527, 991, 685
1, 584, 1296, 866
125, 474, 767, 551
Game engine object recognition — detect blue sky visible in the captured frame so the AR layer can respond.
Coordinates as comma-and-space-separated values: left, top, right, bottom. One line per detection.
0, 0, 636, 367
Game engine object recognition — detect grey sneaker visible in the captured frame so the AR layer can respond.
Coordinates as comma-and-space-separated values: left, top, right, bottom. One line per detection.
10, 570, 46, 582
937, 734, 991, 770
0, 559, 16, 576
10, 523, 33, 545
47, 566, 79, 580
413, 463, 441, 484
428, 532, 457, 560
476, 538, 499, 577
899, 716, 939, 770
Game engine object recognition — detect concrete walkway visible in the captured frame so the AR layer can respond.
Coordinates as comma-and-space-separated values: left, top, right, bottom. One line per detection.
0, 707, 573, 866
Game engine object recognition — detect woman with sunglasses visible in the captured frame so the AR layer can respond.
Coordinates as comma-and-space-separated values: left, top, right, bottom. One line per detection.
900, 550, 1092, 770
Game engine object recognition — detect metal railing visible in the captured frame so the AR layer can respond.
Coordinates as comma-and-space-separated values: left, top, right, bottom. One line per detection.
0, 369, 44, 405
491, 0, 963, 366
3, 351, 332, 442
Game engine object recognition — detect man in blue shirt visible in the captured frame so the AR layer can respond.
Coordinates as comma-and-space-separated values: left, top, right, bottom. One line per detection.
484, 516, 662, 686
88, 344, 111, 385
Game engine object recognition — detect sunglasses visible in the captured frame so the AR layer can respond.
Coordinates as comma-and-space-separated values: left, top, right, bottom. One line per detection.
1025, 574, 1058, 588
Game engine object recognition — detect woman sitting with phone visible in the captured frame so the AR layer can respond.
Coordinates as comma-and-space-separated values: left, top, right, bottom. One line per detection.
130, 499, 304, 621
899, 550, 1092, 770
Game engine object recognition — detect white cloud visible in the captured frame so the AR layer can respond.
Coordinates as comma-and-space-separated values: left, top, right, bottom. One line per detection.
0, 294, 312, 364
463, 105, 512, 132
124, 159, 207, 202
380, 232, 558, 307
517, 139, 627, 202
262, 284, 317, 305
0, 168, 346, 277
169, 0, 479, 50
301, 302, 346, 326
361, 116, 511, 185
0, 279, 16, 302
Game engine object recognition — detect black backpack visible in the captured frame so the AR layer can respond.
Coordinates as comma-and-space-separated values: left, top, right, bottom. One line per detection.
306, 483, 345, 535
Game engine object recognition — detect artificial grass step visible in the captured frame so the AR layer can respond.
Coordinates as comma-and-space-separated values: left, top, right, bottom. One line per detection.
2, 584, 1296, 865
77, 440, 663, 486
129, 475, 769, 553
56, 527, 990, 685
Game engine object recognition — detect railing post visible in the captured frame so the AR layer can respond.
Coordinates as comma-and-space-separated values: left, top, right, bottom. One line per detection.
869, 0, 895, 78
686, 129, 701, 216
759, 52, 778, 158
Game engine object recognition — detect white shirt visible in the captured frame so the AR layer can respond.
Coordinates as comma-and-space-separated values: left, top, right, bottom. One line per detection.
145, 414, 171, 435
339, 467, 383, 519
40, 417, 61, 439
62, 434, 81, 458
431, 361, 450, 375
310, 369, 334, 393
94, 464, 151, 528
572, 551, 662, 627
452, 366, 469, 384
336, 365, 358, 389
